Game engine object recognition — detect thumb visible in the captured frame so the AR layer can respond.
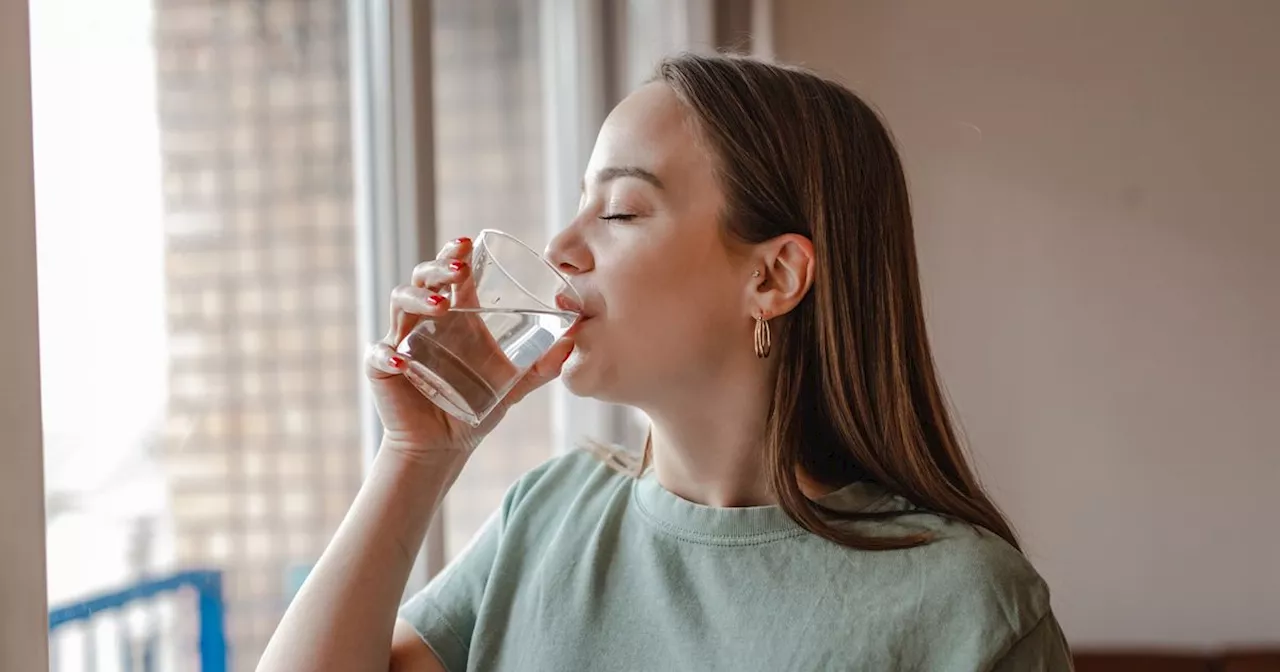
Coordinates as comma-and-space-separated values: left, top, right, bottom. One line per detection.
502, 338, 575, 407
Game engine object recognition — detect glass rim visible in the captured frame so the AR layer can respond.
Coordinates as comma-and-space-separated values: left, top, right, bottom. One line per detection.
476, 228, 582, 311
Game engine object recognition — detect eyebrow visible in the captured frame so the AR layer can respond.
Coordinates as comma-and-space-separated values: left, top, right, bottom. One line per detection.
582, 166, 665, 192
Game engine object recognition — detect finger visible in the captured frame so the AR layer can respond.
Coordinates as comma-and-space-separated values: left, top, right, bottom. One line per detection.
383, 285, 450, 346
411, 257, 471, 291
503, 338, 575, 407
435, 236, 473, 262
365, 341, 408, 379
452, 269, 480, 309
439, 237, 477, 306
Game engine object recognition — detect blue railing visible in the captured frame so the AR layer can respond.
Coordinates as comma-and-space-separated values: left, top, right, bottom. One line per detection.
49, 570, 228, 672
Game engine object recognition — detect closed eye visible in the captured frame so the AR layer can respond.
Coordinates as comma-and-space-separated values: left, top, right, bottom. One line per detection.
598, 213, 637, 221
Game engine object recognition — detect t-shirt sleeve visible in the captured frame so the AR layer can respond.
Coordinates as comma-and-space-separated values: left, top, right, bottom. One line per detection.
989, 611, 1075, 672
395, 450, 616, 670
398, 508, 502, 672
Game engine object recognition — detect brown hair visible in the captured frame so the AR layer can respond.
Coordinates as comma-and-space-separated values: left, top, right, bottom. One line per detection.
651, 53, 1019, 551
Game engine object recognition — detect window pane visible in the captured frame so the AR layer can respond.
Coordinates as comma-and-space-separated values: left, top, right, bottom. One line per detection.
33, 0, 362, 669
431, 0, 554, 560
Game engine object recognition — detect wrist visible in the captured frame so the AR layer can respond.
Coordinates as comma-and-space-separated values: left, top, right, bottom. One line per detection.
375, 436, 471, 475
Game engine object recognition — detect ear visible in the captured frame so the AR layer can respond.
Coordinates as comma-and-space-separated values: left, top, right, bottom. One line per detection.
745, 234, 815, 319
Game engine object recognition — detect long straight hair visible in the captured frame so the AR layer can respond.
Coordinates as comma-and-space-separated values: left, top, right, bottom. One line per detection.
650, 53, 1019, 551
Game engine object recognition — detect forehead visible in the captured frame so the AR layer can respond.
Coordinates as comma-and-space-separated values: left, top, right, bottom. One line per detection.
586, 82, 714, 187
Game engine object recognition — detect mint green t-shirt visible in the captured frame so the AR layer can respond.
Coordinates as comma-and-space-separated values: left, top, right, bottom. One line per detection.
400, 450, 1072, 671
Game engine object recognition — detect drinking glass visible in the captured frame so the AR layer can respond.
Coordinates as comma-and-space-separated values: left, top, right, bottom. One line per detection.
395, 229, 581, 426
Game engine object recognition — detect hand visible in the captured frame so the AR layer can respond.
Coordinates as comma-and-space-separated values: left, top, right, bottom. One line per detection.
364, 237, 575, 459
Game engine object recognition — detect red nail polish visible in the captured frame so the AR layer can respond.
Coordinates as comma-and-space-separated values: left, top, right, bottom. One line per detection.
449, 260, 466, 271
388, 355, 405, 368
427, 295, 445, 306
454, 237, 471, 245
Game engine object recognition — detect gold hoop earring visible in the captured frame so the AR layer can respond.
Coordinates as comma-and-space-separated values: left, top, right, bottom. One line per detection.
753, 313, 772, 359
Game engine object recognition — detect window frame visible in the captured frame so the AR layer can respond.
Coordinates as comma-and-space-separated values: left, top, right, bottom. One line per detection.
1, 1, 50, 669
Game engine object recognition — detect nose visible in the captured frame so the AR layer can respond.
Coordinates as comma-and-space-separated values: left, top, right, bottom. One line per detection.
544, 223, 593, 276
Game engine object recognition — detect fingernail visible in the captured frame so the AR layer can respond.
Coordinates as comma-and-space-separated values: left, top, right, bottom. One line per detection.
388, 355, 405, 368
427, 295, 446, 306
454, 237, 471, 245
449, 260, 466, 271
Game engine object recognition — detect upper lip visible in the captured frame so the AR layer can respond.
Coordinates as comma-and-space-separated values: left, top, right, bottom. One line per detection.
554, 290, 592, 318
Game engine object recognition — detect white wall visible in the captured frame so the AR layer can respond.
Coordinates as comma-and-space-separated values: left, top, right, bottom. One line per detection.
0, 0, 50, 669
776, 0, 1280, 648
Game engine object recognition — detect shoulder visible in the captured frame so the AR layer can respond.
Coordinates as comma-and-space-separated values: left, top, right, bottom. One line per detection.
920, 520, 1050, 623
499, 447, 630, 526
910, 525, 1067, 667
840, 495, 1051, 623
863, 506, 1054, 655
822, 501, 1059, 665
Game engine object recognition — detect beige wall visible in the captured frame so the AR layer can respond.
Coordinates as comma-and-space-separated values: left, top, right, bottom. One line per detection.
777, 0, 1279, 648
0, 0, 50, 669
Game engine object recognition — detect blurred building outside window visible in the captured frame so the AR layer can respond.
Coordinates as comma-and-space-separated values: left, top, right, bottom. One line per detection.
35, 0, 363, 668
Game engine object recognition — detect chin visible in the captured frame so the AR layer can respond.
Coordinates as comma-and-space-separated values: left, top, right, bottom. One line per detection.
559, 348, 624, 403
559, 350, 595, 396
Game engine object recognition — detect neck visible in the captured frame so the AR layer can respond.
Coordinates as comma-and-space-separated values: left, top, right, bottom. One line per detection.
646, 417, 771, 508
637, 352, 839, 508
640, 355, 777, 508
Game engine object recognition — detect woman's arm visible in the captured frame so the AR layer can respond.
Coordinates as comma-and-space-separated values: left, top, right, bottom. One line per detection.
257, 441, 464, 672
257, 236, 573, 671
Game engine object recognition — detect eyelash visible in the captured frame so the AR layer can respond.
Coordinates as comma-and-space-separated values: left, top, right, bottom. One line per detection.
598, 213, 637, 221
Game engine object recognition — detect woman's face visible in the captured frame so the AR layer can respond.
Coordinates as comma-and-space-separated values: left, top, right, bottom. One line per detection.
547, 82, 752, 405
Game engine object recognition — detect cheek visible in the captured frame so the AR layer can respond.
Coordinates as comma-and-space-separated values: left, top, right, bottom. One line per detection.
601, 263, 675, 343
602, 236, 699, 320
600, 247, 737, 357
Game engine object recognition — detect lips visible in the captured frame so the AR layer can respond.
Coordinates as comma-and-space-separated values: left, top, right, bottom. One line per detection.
554, 291, 587, 317
554, 290, 594, 338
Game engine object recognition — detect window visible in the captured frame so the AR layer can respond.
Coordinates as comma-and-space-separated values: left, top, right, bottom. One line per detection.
33, 0, 363, 669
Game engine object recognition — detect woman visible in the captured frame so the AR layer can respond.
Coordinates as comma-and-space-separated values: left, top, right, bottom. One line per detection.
260, 54, 1073, 671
